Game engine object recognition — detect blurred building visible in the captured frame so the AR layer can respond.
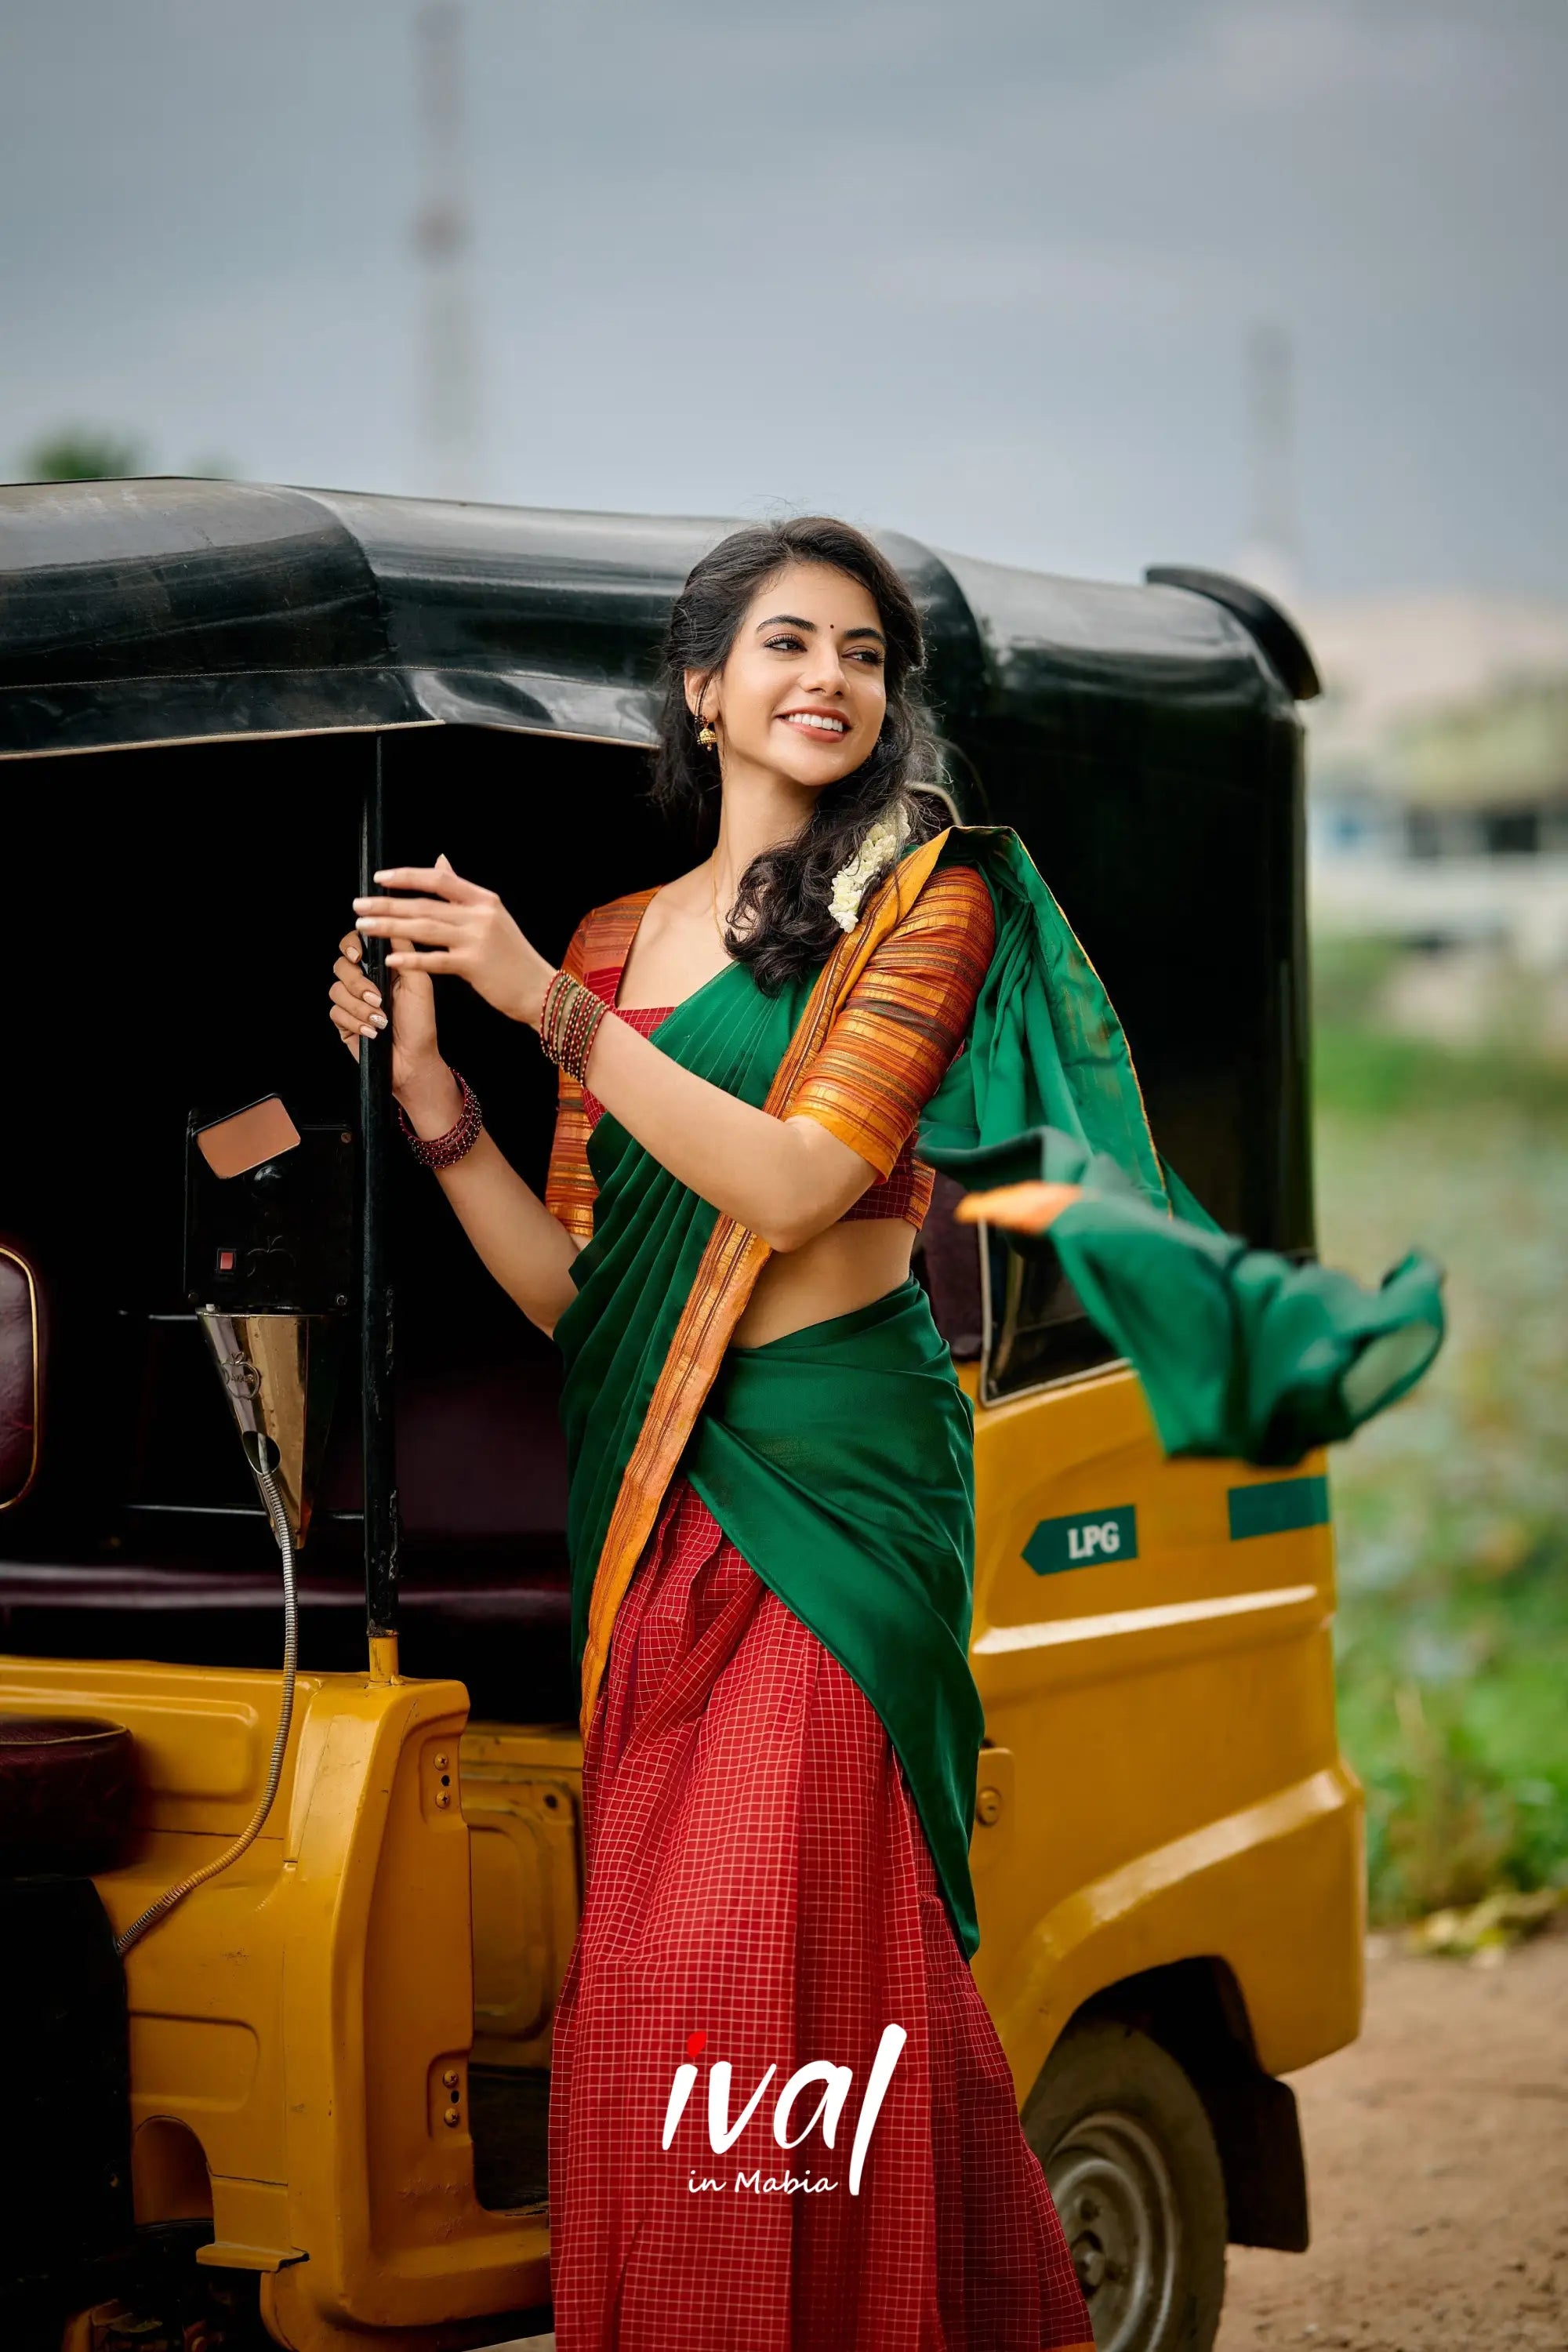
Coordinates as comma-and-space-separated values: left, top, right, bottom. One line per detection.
1301, 593, 1568, 972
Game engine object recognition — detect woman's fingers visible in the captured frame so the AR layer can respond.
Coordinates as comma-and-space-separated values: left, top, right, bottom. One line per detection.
368, 862, 488, 903
332, 941, 385, 1021
331, 923, 381, 1051
383, 947, 457, 973
353, 891, 468, 925
328, 996, 368, 1051
334, 951, 383, 1002
353, 891, 456, 918
354, 906, 461, 942
331, 976, 387, 1033
329, 988, 380, 1042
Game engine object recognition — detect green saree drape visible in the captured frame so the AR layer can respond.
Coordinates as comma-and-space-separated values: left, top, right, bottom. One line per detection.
554, 953, 816, 1676
682, 1276, 983, 1957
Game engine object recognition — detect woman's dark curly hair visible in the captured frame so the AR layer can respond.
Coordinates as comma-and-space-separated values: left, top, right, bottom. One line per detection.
650, 515, 949, 989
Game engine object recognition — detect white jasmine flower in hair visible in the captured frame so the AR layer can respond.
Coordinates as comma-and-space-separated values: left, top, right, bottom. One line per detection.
828, 802, 913, 932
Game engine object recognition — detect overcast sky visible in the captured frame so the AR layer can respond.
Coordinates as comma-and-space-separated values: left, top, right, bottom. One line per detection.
2, 0, 1563, 597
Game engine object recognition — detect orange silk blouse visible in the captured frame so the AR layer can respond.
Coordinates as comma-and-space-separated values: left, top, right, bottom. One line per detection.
543, 861, 996, 1244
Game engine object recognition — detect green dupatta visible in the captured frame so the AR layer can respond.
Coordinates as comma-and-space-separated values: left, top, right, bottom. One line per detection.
920, 1125, 1446, 1467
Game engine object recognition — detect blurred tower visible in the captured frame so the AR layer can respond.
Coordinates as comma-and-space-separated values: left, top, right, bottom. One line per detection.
412, 0, 481, 498
1236, 319, 1302, 604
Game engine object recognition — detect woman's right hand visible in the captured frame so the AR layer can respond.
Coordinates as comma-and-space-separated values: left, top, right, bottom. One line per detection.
328, 924, 444, 1106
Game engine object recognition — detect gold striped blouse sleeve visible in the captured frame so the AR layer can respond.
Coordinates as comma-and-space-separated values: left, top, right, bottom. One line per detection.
786, 861, 997, 1177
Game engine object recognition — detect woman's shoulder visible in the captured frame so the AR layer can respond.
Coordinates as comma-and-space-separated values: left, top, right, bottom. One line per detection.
577, 880, 662, 925
921, 858, 993, 913
562, 882, 661, 975
889, 855, 995, 946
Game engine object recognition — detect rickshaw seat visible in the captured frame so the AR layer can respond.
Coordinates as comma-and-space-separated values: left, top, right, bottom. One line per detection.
0, 1713, 134, 1875
0, 1558, 571, 1624
0, 1552, 577, 1718
0, 1234, 45, 1513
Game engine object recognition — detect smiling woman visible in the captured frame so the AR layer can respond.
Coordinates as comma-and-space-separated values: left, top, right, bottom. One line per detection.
336, 517, 1097, 2352
647, 515, 945, 996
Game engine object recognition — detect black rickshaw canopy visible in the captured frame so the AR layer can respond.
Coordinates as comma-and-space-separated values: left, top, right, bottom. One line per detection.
0, 476, 1325, 1270
0, 475, 1315, 764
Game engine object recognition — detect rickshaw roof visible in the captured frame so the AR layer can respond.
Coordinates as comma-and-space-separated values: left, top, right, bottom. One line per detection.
0, 476, 1316, 762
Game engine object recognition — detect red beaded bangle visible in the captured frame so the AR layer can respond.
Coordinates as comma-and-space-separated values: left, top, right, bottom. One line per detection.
540, 967, 574, 1050
567, 988, 608, 1081
540, 968, 577, 1065
397, 1069, 484, 1170
539, 968, 608, 1083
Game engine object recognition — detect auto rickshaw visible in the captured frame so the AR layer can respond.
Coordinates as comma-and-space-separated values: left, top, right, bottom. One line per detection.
0, 477, 1356, 2352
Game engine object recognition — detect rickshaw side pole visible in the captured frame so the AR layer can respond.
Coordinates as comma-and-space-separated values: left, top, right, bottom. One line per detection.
360, 733, 401, 1681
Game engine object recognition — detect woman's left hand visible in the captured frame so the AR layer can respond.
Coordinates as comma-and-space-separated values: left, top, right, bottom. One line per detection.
353, 854, 557, 1029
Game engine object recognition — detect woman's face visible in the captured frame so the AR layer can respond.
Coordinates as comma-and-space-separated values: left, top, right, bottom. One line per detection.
688, 560, 890, 791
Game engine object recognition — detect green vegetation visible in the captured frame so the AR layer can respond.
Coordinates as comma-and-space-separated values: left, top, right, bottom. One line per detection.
19, 427, 151, 481
11, 428, 234, 484
1313, 941, 1568, 1922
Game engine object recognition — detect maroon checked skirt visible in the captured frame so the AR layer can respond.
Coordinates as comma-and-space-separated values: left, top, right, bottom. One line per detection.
546, 1473, 1094, 2352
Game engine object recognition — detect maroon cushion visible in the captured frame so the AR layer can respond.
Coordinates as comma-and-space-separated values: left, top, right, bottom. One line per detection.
0, 1238, 44, 1510
0, 1715, 134, 1875
0, 1558, 569, 1624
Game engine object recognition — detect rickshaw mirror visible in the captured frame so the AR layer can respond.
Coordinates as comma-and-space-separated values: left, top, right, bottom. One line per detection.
194, 1094, 303, 1180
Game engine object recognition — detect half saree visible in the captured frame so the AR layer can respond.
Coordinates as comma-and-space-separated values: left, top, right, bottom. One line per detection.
537, 819, 1447, 2350
540, 822, 1131, 2352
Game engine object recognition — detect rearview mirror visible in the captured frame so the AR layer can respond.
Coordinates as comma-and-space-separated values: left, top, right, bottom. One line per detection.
194, 1094, 302, 1180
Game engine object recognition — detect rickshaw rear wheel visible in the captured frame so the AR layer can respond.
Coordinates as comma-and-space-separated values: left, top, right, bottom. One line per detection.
1024, 2017, 1227, 2352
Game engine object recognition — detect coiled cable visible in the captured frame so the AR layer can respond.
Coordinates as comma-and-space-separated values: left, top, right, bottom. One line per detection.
115, 1438, 299, 1958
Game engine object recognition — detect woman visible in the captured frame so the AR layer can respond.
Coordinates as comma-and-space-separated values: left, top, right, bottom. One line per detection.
332, 517, 1121, 2352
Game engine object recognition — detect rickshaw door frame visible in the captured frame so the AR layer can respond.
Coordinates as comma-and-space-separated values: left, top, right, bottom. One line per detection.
361, 735, 400, 1680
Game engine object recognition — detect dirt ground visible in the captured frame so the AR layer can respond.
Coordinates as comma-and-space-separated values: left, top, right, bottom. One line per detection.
497, 1923, 1568, 2352
1218, 1919, 1568, 2351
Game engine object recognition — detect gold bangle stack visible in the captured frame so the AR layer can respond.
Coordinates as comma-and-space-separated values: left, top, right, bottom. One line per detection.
539, 968, 609, 1082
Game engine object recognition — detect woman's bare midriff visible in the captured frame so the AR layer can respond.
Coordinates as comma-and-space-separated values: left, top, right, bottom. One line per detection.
730, 1214, 916, 1350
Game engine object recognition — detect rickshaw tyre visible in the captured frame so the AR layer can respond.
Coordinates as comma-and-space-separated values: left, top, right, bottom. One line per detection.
1023, 2016, 1227, 2352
